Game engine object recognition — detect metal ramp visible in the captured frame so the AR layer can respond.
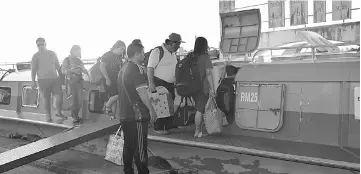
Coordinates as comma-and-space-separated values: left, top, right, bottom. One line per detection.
0, 120, 119, 173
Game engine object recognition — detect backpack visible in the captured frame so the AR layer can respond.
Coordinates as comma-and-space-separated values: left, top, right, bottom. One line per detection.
143, 46, 164, 67
63, 57, 83, 85
88, 57, 102, 85
216, 77, 235, 124
175, 52, 203, 97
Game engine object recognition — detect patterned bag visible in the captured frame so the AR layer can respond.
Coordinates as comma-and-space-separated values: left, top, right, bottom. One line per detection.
105, 125, 124, 165
204, 96, 224, 134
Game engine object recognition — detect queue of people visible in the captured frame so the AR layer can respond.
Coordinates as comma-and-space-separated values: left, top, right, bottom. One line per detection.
31, 33, 216, 174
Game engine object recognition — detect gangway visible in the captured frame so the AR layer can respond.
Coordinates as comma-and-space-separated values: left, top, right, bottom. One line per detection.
0, 120, 119, 173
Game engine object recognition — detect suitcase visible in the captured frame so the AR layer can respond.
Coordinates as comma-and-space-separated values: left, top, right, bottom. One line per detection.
173, 97, 196, 127
88, 89, 106, 114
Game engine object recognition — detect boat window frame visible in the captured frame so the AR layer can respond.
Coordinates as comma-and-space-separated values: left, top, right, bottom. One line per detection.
0, 86, 11, 105
22, 85, 40, 108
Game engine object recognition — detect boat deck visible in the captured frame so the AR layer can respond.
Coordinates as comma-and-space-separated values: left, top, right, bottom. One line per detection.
149, 126, 360, 164
1, 109, 359, 166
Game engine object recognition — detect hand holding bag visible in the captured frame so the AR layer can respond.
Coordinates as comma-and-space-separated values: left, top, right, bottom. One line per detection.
105, 125, 124, 165
204, 96, 224, 134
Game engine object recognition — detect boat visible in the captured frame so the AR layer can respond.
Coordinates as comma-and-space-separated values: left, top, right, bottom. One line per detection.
0, 8, 359, 174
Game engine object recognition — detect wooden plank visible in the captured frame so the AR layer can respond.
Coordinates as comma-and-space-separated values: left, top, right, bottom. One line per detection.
0, 120, 119, 173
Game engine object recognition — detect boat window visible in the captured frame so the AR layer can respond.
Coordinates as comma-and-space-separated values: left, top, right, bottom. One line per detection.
22, 86, 40, 108
0, 87, 11, 105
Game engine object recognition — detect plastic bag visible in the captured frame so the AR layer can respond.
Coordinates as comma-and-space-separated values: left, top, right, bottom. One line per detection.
204, 96, 223, 134
105, 125, 124, 165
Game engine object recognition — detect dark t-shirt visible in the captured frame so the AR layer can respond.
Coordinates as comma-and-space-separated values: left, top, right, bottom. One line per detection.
196, 54, 213, 93
118, 61, 148, 122
100, 51, 122, 83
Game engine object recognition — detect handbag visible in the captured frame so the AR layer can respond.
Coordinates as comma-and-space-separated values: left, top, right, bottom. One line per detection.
204, 96, 224, 134
105, 125, 124, 165
121, 63, 150, 122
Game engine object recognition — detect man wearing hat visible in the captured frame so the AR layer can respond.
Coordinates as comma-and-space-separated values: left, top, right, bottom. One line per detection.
31, 38, 65, 122
147, 33, 184, 135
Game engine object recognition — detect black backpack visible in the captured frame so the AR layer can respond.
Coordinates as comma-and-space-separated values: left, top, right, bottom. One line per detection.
216, 77, 235, 124
143, 46, 164, 67
175, 52, 203, 97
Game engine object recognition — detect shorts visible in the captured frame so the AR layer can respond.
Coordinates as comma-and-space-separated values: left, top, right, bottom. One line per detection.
191, 93, 209, 114
38, 77, 62, 98
103, 80, 118, 97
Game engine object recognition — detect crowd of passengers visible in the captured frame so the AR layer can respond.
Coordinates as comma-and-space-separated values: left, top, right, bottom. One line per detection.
31, 33, 215, 174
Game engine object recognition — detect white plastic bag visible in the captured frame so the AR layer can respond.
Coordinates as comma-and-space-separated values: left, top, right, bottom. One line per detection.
204, 96, 223, 134
105, 125, 124, 165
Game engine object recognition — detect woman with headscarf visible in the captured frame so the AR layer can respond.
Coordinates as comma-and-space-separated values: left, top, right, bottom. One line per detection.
61, 45, 88, 124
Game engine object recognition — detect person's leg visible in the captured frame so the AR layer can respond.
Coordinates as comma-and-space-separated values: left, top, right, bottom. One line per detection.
134, 122, 150, 174
193, 93, 209, 138
122, 121, 137, 174
52, 78, 64, 117
106, 95, 118, 113
38, 79, 52, 121
104, 84, 117, 116
70, 83, 82, 123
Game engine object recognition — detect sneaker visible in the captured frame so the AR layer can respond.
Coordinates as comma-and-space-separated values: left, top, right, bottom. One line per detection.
177, 125, 188, 129
154, 130, 170, 135
73, 118, 82, 124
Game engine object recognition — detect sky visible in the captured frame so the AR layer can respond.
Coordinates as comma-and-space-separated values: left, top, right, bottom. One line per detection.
0, 0, 221, 63
0, 0, 359, 63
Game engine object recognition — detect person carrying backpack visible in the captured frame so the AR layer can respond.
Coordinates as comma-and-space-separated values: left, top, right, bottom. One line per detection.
147, 33, 184, 135
177, 37, 215, 138
61, 45, 88, 124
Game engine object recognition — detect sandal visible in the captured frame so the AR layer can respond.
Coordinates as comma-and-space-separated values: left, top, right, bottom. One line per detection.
73, 117, 82, 124
55, 113, 68, 119
104, 106, 114, 116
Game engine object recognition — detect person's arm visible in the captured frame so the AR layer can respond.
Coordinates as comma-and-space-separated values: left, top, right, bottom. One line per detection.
78, 60, 88, 75
133, 65, 156, 123
81, 65, 88, 75
100, 55, 111, 82
61, 58, 69, 75
204, 55, 215, 93
31, 55, 38, 84
53, 52, 62, 76
147, 49, 160, 91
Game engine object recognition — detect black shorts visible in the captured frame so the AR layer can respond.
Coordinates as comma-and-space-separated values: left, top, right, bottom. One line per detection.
192, 93, 209, 114
103, 79, 118, 97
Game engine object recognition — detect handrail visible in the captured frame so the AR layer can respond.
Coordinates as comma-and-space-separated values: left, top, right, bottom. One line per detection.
252, 42, 360, 62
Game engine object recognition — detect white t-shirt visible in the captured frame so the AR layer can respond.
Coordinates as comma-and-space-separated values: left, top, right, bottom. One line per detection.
147, 44, 177, 83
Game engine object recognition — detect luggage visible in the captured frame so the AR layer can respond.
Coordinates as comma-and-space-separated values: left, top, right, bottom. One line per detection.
88, 89, 106, 114
173, 97, 196, 127
204, 96, 223, 134
216, 77, 235, 125
143, 46, 164, 67
175, 52, 203, 97
148, 86, 174, 119
105, 125, 124, 166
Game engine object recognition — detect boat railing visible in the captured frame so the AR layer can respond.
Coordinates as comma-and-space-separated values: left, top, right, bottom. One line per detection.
252, 42, 360, 62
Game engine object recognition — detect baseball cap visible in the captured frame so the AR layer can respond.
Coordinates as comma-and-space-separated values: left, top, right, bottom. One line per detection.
168, 33, 185, 43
